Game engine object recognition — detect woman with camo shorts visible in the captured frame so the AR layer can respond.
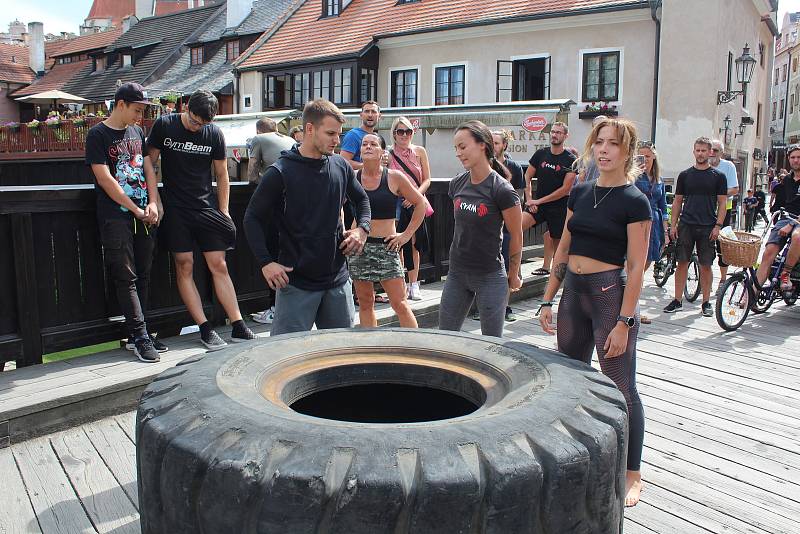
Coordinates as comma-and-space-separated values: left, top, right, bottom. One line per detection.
349, 133, 427, 327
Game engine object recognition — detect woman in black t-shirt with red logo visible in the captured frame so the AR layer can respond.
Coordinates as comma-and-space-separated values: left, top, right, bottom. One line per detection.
538, 118, 652, 508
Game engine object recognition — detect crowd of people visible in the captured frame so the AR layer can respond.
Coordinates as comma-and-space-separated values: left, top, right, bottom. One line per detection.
87, 83, 800, 511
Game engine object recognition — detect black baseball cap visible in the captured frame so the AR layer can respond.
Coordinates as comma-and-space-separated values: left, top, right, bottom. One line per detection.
114, 82, 151, 105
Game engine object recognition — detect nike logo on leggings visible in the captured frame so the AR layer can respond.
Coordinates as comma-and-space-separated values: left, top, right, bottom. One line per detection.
601, 284, 616, 292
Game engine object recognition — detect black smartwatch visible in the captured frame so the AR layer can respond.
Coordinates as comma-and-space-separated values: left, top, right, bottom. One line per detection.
714, 222, 723, 228
357, 221, 371, 234
617, 315, 635, 328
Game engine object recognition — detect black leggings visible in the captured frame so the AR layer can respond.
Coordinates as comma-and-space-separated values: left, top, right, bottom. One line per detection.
556, 269, 644, 472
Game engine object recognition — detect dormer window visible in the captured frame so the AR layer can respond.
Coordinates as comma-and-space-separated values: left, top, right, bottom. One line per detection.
122, 54, 133, 68
397, 0, 419, 3
226, 40, 239, 63
323, 0, 351, 17
191, 46, 204, 65
93, 56, 106, 72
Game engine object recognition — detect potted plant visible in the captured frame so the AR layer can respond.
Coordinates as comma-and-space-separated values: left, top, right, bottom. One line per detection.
26, 119, 41, 130
4, 121, 19, 131
578, 101, 619, 119
45, 115, 61, 129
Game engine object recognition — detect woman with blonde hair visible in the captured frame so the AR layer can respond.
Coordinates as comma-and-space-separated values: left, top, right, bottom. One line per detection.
389, 116, 431, 301
538, 117, 651, 508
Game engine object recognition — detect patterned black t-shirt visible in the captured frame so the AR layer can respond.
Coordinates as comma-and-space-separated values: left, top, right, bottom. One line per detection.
85, 122, 148, 222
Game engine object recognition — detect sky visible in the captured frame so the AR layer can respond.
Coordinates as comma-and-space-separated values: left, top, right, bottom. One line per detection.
1, 0, 93, 36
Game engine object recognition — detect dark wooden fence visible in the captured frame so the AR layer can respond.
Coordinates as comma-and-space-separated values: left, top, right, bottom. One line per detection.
0, 179, 543, 368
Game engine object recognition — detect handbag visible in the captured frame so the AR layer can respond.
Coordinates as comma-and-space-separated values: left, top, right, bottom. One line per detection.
390, 149, 434, 217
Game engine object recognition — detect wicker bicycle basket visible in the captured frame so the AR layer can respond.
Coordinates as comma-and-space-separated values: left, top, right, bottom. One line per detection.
718, 231, 761, 267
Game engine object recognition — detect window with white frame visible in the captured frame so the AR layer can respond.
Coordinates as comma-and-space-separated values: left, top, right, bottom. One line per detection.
582, 50, 620, 102
391, 69, 418, 107
434, 65, 465, 105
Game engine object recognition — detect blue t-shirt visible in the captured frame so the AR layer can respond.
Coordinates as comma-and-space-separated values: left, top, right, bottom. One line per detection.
714, 158, 738, 210
340, 127, 368, 162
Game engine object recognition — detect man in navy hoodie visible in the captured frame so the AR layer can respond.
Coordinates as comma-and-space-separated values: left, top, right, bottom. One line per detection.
244, 99, 371, 335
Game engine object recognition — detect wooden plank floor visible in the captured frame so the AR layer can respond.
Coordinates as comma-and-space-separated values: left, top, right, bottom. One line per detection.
2, 265, 800, 533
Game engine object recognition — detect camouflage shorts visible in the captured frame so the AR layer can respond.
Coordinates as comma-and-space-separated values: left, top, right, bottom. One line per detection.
348, 239, 405, 282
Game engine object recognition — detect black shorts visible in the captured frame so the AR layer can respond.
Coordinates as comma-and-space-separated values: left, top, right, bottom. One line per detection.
525, 201, 567, 239
676, 223, 716, 266
161, 207, 236, 253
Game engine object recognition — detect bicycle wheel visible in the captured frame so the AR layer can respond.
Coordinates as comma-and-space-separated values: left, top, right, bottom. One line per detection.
751, 285, 776, 314
715, 275, 750, 332
684, 258, 701, 302
653, 249, 672, 287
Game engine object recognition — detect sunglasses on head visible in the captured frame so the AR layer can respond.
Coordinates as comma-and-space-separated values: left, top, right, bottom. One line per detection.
394, 128, 413, 136
637, 141, 655, 149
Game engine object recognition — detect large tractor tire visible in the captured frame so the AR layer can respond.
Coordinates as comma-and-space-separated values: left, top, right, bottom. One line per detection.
137, 328, 628, 533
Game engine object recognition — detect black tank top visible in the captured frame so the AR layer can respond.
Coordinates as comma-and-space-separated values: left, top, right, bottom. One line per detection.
358, 167, 396, 220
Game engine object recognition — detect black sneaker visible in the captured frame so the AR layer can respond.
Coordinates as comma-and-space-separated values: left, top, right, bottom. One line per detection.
133, 337, 160, 363
201, 329, 228, 351
505, 307, 517, 322
663, 299, 682, 313
701, 301, 713, 317
231, 324, 256, 343
151, 336, 168, 353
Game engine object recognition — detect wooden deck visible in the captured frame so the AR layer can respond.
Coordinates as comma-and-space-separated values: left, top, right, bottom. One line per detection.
1, 263, 799, 533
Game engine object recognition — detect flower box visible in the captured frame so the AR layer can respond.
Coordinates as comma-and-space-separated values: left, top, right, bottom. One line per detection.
578, 109, 619, 120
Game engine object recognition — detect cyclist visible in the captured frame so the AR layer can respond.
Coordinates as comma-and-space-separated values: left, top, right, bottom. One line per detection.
755, 145, 800, 291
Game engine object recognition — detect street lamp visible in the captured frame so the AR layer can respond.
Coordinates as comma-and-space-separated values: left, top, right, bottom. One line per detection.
719, 114, 732, 136
737, 121, 746, 135
717, 44, 757, 105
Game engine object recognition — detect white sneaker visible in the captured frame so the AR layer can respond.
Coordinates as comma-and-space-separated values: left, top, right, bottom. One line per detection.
410, 282, 422, 301
251, 307, 275, 324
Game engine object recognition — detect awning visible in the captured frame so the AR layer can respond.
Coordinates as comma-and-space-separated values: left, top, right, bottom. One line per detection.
213, 110, 300, 150
339, 99, 576, 131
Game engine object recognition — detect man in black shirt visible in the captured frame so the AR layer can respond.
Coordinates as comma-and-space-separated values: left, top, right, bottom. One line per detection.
664, 137, 727, 317
756, 145, 800, 291
755, 185, 770, 225
85, 82, 162, 362
148, 90, 254, 350
521, 122, 576, 275
243, 99, 370, 335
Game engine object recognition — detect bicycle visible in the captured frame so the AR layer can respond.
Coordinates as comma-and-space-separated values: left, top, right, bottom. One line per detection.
652, 236, 701, 302
715, 209, 800, 331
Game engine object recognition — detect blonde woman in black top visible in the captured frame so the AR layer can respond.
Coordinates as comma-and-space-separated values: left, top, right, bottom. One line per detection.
538, 117, 652, 507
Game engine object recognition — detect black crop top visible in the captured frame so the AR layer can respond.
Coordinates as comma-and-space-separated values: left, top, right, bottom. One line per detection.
567, 182, 652, 266
358, 167, 397, 220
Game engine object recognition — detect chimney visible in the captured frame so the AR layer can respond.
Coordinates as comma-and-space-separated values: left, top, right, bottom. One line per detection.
122, 15, 138, 33
27, 22, 45, 75
227, 0, 254, 29
135, 0, 155, 19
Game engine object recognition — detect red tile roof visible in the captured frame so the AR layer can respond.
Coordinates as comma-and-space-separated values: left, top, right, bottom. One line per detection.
0, 43, 30, 67
10, 60, 91, 96
86, 0, 136, 25
49, 28, 124, 58
0, 43, 34, 84
239, 0, 646, 69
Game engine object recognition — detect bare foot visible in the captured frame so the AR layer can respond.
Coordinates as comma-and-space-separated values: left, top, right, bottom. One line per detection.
625, 470, 643, 507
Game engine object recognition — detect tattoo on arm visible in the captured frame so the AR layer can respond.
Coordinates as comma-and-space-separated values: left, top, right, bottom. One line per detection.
554, 263, 567, 282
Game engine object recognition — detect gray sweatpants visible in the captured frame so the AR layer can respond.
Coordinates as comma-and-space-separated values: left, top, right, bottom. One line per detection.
439, 266, 508, 337
270, 279, 355, 336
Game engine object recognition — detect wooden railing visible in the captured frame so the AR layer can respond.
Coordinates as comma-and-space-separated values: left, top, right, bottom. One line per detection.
0, 180, 544, 367
0, 119, 156, 159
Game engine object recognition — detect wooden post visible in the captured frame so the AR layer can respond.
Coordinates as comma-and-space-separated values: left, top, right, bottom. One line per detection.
11, 213, 43, 366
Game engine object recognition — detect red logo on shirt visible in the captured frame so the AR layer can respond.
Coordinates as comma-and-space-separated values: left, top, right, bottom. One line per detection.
454, 198, 461, 211
455, 198, 487, 217
477, 203, 488, 217
541, 161, 562, 172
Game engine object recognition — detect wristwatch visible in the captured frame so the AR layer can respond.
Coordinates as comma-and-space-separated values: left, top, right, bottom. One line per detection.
714, 222, 723, 228
357, 221, 371, 234
617, 315, 635, 328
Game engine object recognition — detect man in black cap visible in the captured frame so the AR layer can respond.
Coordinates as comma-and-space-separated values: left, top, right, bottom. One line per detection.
148, 89, 255, 350
85, 82, 164, 362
